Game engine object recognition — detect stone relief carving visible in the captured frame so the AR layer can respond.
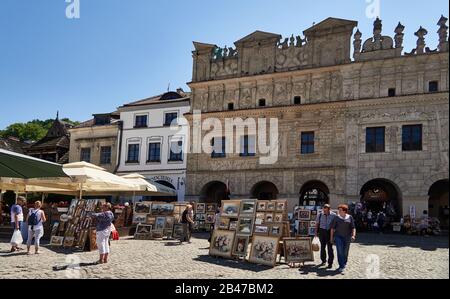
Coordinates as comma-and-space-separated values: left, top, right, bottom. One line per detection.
330, 73, 343, 101
311, 78, 325, 101
240, 87, 255, 108
211, 59, 238, 78
273, 83, 288, 105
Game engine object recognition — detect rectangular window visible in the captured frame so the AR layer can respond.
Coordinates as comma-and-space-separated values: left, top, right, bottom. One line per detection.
402, 125, 423, 151
169, 140, 183, 162
388, 88, 396, 97
294, 96, 302, 105
164, 113, 178, 126
100, 146, 112, 165
301, 132, 315, 154
211, 137, 226, 158
228, 103, 235, 110
259, 99, 266, 107
148, 143, 161, 163
127, 144, 140, 163
240, 135, 256, 157
366, 127, 385, 153
80, 148, 91, 163
429, 81, 439, 92
134, 115, 148, 128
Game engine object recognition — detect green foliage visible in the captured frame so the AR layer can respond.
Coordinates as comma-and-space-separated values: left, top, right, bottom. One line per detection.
0, 118, 80, 142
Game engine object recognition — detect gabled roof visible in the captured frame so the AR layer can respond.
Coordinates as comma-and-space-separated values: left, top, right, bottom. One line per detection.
234, 30, 282, 46
304, 17, 358, 35
120, 91, 191, 109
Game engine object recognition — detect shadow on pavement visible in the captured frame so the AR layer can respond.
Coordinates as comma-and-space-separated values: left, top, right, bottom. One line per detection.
354, 233, 449, 251
298, 264, 342, 277
194, 255, 272, 273
53, 262, 99, 272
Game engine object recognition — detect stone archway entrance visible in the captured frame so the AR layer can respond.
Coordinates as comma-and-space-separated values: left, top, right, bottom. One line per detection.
251, 181, 279, 200
200, 181, 228, 205
299, 181, 330, 206
428, 179, 449, 229
360, 179, 401, 221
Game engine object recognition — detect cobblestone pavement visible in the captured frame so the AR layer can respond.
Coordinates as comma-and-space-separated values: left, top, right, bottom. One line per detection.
0, 233, 448, 279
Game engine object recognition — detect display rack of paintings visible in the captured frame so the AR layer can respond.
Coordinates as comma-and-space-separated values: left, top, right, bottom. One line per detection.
208, 199, 290, 267
130, 202, 184, 241
294, 206, 322, 237
193, 202, 217, 232
51, 199, 105, 252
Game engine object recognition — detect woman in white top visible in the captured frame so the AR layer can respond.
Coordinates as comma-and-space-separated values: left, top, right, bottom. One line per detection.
26, 201, 46, 255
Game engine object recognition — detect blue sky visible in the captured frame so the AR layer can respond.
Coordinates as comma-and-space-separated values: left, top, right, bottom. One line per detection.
0, 0, 448, 129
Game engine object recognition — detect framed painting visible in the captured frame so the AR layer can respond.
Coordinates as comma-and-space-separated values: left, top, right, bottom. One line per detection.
255, 212, 265, 221
133, 214, 147, 224
196, 203, 206, 214
266, 201, 276, 212
63, 237, 75, 248
275, 200, 288, 212
236, 216, 254, 236
240, 200, 257, 215
256, 201, 267, 212
165, 216, 175, 229
297, 221, 310, 236
209, 230, 235, 258
310, 221, 317, 228
254, 225, 269, 236
283, 237, 314, 263
50, 236, 64, 247
309, 226, 317, 236
229, 221, 238, 231
206, 203, 217, 213
152, 231, 164, 239
51, 222, 60, 237
218, 217, 230, 230
265, 213, 274, 223
232, 236, 250, 257
221, 201, 240, 218
274, 213, 284, 223
298, 210, 311, 221
205, 213, 215, 224
135, 233, 153, 240
136, 224, 152, 235
172, 223, 184, 240
269, 224, 283, 237
249, 235, 280, 267
146, 215, 156, 225
154, 216, 166, 231
134, 202, 151, 214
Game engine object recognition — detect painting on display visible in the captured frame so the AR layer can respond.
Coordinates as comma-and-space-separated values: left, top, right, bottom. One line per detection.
172, 224, 185, 239
151, 203, 175, 216
209, 230, 235, 258
133, 214, 147, 224
205, 213, 215, 224
50, 236, 64, 247
240, 200, 257, 215
221, 201, 240, 218
265, 213, 274, 223
269, 224, 283, 237
195, 203, 206, 214
297, 221, 310, 236
229, 221, 238, 231
249, 235, 280, 267
298, 210, 311, 221
275, 200, 287, 212
206, 204, 217, 213
283, 237, 314, 263
63, 237, 75, 248
266, 202, 276, 212
254, 225, 269, 236
236, 216, 254, 236
218, 217, 230, 230
257, 201, 267, 212
134, 202, 151, 214
154, 217, 166, 231
274, 213, 284, 223
232, 236, 250, 257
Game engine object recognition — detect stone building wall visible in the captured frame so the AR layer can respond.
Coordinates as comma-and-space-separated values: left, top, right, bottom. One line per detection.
185, 16, 449, 215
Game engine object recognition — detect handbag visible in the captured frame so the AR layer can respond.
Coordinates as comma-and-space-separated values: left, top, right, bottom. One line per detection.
10, 230, 23, 247
312, 237, 320, 252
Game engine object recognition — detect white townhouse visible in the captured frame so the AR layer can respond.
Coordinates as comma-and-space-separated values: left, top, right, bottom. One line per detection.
117, 90, 190, 202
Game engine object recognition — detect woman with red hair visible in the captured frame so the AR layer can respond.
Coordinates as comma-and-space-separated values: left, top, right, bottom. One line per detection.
330, 204, 356, 273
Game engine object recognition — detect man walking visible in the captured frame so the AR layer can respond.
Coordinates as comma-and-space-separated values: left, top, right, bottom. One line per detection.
315, 204, 336, 269
10, 196, 26, 252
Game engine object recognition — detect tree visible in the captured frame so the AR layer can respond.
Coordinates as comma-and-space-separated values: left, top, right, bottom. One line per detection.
0, 118, 80, 142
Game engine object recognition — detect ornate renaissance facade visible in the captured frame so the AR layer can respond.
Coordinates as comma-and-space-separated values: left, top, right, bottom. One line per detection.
185, 17, 449, 224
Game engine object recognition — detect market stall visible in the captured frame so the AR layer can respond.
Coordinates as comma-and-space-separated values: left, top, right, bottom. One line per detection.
208, 199, 315, 268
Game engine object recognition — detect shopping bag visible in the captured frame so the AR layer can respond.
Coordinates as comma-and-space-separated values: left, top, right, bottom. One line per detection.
10, 230, 23, 247
110, 224, 119, 241
312, 237, 320, 252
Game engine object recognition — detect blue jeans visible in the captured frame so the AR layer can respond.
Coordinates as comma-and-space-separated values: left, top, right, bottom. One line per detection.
335, 235, 351, 269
